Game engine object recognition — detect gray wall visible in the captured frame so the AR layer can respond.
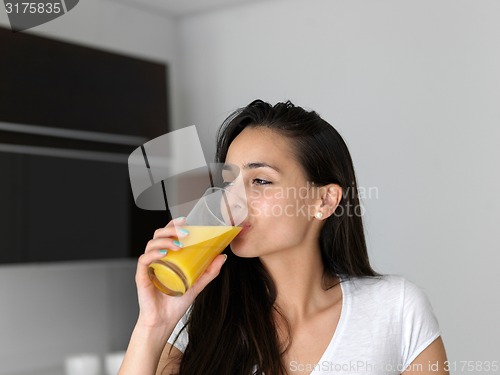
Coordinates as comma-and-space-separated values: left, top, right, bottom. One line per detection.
176, 0, 500, 365
0, 261, 137, 374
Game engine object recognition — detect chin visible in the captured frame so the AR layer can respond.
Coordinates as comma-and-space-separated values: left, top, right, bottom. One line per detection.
229, 240, 260, 258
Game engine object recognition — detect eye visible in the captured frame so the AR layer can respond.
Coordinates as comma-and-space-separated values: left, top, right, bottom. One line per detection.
252, 178, 271, 185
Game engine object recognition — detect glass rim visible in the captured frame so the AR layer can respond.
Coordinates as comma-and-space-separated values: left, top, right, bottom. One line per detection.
193, 186, 240, 227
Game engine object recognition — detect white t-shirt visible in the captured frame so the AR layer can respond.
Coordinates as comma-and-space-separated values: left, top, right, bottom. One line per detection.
167, 275, 442, 374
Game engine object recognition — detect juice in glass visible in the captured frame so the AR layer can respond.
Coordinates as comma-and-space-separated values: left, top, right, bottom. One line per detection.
149, 225, 241, 296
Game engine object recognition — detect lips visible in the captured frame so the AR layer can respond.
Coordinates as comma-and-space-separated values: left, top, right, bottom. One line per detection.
238, 222, 251, 236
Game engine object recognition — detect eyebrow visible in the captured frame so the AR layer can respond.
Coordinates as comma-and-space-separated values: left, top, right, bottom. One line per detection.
242, 162, 281, 173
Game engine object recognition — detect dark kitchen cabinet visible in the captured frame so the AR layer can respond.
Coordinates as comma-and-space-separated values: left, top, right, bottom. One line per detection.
0, 27, 170, 264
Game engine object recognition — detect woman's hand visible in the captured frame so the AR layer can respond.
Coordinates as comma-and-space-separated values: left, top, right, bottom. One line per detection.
119, 217, 228, 375
135, 217, 227, 330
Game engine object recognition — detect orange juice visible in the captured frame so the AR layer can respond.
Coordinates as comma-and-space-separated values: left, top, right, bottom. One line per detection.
148, 225, 241, 296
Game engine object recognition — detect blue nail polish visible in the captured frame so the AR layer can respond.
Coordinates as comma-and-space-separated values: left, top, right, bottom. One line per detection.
173, 240, 183, 248
179, 228, 189, 236
159, 249, 168, 255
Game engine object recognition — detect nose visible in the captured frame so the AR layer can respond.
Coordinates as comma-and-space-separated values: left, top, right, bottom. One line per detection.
223, 169, 246, 200
221, 185, 248, 226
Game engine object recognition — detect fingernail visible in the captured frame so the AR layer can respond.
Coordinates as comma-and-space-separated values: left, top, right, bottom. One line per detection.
223, 254, 228, 263
176, 216, 186, 221
179, 228, 189, 236
159, 249, 168, 255
173, 240, 183, 248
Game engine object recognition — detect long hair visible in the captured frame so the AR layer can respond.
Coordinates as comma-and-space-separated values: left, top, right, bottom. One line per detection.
170, 100, 380, 374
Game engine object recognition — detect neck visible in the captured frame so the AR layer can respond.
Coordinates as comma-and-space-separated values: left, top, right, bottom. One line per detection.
259, 243, 339, 323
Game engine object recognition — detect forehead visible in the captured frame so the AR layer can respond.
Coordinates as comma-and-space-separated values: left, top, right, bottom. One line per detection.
225, 127, 296, 167
226, 127, 305, 178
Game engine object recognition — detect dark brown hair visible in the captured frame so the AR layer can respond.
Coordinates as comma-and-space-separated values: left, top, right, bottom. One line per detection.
169, 100, 380, 374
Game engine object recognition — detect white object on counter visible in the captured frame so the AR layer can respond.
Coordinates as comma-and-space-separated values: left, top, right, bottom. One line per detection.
64, 353, 101, 375
104, 351, 126, 375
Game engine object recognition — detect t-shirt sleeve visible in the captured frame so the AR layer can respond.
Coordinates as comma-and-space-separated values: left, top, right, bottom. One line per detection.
167, 308, 190, 353
400, 278, 442, 368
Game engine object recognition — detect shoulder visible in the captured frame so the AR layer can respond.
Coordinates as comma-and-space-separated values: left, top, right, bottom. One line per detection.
341, 274, 439, 326
341, 274, 405, 304
339, 274, 442, 364
342, 274, 429, 302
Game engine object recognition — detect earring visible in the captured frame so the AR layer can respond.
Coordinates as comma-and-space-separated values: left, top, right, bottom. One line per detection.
315, 211, 323, 220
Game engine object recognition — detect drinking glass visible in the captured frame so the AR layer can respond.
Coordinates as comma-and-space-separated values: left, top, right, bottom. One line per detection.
148, 187, 247, 296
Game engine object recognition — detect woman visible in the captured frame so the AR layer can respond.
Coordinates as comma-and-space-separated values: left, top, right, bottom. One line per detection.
119, 100, 449, 375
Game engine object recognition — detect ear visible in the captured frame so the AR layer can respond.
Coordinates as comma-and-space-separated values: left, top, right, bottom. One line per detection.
315, 184, 342, 220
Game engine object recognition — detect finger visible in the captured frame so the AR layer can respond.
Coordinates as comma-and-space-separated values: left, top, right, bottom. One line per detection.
153, 224, 190, 240
165, 216, 186, 228
153, 217, 188, 239
135, 249, 168, 285
144, 238, 184, 254
187, 254, 228, 297
137, 246, 173, 270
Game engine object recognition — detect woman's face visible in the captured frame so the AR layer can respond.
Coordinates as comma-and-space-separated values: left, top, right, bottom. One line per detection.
224, 126, 321, 258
